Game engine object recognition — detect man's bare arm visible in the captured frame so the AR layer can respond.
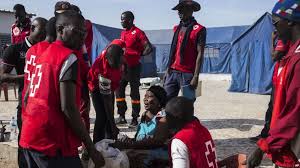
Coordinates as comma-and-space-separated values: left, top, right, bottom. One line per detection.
60, 81, 105, 167
0, 64, 23, 83
60, 81, 94, 150
142, 41, 153, 56
194, 44, 205, 77
190, 44, 205, 89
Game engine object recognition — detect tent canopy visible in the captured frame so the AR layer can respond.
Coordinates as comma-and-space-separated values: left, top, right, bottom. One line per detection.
229, 13, 274, 94
91, 13, 274, 94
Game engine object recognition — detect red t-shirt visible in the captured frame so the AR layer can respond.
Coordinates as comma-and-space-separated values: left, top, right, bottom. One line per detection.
88, 49, 122, 93
120, 25, 149, 67
11, 18, 31, 44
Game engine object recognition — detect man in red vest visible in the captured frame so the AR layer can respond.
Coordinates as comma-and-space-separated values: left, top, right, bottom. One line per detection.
164, 0, 206, 101
246, 0, 300, 167
88, 39, 125, 143
11, 4, 31, 44
166, 97, 218, 168
21, 11, 104, 168
1, 17, 47, 168
23, 17, 57, 101
116, 11, 153, 127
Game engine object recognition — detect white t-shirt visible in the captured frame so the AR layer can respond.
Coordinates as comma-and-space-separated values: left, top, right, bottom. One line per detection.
171, 138, 190, 168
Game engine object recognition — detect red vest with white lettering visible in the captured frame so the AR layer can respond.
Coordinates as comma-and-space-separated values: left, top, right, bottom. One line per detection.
170, 119, 218, 168
171, 23, 204, 73
20, 41, 81, 157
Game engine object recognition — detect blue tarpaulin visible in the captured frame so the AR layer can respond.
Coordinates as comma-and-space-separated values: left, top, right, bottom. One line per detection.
229, 13, 274, 94
202, 26, 248, 73
144, 26, 249, 74
91, 24, 157, 77
91, 13, 274, 94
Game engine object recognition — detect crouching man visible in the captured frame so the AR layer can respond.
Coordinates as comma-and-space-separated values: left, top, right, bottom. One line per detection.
88, 39, 125, 143
166, 97, 218, 168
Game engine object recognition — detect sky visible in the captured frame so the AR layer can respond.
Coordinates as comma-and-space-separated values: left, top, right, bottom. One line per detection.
0, 0, 278, 30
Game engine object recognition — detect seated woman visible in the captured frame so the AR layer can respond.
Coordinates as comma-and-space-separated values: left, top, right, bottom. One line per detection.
112, 86, 169, 167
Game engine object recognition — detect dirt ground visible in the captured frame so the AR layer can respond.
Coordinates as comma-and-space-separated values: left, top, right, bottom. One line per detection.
0, 75, 274, 167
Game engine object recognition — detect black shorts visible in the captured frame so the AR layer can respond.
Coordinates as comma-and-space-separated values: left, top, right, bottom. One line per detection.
23, 149, 83, 168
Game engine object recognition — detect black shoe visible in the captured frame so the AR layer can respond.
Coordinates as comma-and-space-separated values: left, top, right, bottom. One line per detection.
116, 116, 127, 125
249, 135, 261, 142
129, 118, 138, 128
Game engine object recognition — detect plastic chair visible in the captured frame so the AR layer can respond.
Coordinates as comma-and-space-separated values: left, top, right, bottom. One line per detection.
0, 82, 9, 101
0, 82, 17, 101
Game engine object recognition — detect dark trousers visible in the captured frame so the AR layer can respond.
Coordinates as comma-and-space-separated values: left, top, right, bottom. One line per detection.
23, 149, 82, 168
116, 64, 141, 119
260, 86, 274, 138
91, 90, 113, 143
17, 89, 28, 168
163, 70, 196, 101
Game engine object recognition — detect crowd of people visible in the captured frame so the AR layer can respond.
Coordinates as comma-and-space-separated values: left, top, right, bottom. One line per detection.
0, 0, 299, 167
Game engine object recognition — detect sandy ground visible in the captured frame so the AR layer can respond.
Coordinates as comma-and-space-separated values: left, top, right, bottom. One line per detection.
0, 76, 274, 167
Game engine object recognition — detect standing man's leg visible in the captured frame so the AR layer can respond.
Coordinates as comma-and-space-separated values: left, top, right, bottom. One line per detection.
17, 87, 28, 168
128, 64, 141, 127
116, 77, 129, 125
17, 106, 28, 168
164, 70, 180, 101
91, 90, 107, 143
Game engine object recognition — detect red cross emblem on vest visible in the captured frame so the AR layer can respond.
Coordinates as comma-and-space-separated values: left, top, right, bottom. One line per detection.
13, 27, 20, 36
29, 64, 43, 97
24, 55, 37, 81
295, 44, 300, 53
205, 140, 218, 168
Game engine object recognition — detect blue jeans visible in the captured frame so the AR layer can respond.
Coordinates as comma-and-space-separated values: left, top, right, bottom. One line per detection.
164, 70, 195, 101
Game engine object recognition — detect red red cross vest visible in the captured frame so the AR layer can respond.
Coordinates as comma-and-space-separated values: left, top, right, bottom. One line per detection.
169, 119, 218, 168
20, 41, 81, 157
11, 18, 31, 44
23, 41, 50, 105
171, 23, 204, 73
